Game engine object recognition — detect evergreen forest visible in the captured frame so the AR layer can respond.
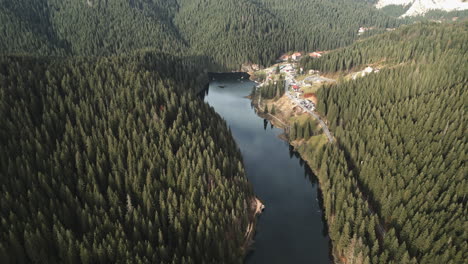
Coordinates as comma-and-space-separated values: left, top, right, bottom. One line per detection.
0, 0, 403, 68
258, 79, 285, 99
0, 55, 254, 263
297, 22, 467, 264
0, 0, 467, 263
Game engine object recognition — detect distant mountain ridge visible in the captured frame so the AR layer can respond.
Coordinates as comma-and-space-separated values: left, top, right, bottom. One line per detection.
376, 0, 468, 16
0, 0, 402, 69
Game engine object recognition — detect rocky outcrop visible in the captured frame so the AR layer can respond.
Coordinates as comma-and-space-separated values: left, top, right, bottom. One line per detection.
376, 0, 468, 17
241, 63, 263, 73
376, 0, 413, 8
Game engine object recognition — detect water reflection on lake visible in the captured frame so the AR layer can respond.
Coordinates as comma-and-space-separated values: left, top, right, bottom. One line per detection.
204, 79, 331, 264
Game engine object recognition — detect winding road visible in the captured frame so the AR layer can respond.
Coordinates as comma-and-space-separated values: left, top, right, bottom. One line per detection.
287, 91, 335, 143
284, 76, 335, 143
278, 67, 388, 238
270, 65, 389, 239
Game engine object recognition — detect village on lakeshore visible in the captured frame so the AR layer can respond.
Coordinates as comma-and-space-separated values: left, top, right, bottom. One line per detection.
249, 51, 332, 142
253, 50, 381, 108
251, 50, 382, 144
253, 51, 333, 116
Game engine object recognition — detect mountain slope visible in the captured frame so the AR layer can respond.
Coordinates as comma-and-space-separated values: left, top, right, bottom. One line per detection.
0, 0, 402, 68
0, 54, 254, 263
257, 0, 401, 50
0, 0, 186, 56
300, 21, 467, 264
174, 0, 286, 68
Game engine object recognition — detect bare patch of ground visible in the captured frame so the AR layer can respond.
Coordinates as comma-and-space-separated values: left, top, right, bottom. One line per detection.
266, 95, 305, 120
244, 197, 265, 249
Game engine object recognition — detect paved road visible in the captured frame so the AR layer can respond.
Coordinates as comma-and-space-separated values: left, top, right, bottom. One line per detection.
277, 67, 390, 238
283, 75, 335, 143
259, 65, 334, 143
279, 67, 387, 237
286, 91, 335, 143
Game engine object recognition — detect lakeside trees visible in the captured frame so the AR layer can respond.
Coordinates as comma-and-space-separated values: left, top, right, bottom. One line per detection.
0, 0, 466, 263
301, 22, 467, 263
258, 79, 286, 99
0, 55, 253, 263
289, 120, 319, 141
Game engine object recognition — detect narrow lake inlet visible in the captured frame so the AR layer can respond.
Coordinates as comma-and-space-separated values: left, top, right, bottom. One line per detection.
204, 79, 331, 264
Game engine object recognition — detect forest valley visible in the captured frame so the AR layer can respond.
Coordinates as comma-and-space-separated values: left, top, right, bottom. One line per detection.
0, 0, 467, 263
251, 21, 467, 264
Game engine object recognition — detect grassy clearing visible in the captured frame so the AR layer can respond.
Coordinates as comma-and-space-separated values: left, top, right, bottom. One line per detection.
289, 113, 310, 124
295, 75, 308, 82
289, 114, 322, 134
253, 70, 266, 79
306, 134, 328, 150
301, 83, 322, 94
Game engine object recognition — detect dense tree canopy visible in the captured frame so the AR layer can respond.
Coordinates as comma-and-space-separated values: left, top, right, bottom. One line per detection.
300, 22, 467, 264
0, 55, 254, 263
0, 0, 403, 69
0, 0, 466, 263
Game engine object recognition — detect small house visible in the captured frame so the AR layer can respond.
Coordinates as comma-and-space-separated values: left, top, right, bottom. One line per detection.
363, 66, 374, 73
304, 93, 318, 105
358, 27, 374, 35
291, 52, 302, 61
279, 54, 290, 61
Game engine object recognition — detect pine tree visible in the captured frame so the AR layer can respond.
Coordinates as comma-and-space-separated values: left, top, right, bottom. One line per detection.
271, 105, 276, 115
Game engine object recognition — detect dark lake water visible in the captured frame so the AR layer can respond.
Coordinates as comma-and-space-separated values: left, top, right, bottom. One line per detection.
204, 79, 331, 264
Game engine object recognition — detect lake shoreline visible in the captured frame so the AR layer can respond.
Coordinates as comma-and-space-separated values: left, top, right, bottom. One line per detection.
243, 197, 265, 253
249, 95, 336, 264
205, 78, 331, 263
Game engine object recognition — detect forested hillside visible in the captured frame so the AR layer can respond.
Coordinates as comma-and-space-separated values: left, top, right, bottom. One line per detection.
300, 21, 467, 72
0, 0, 401, 69
298, 22, 467, 263
258, 0, 400, 49
0, 0, 184, 56
174, 0, 401, 68
0, 54, 254, 263
1, 0, 466, 263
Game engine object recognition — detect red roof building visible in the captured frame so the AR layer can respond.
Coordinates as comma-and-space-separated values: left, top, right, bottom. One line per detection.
279, 54, 290, 61
304, 93, 318, 105
292, 52, 302, 60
